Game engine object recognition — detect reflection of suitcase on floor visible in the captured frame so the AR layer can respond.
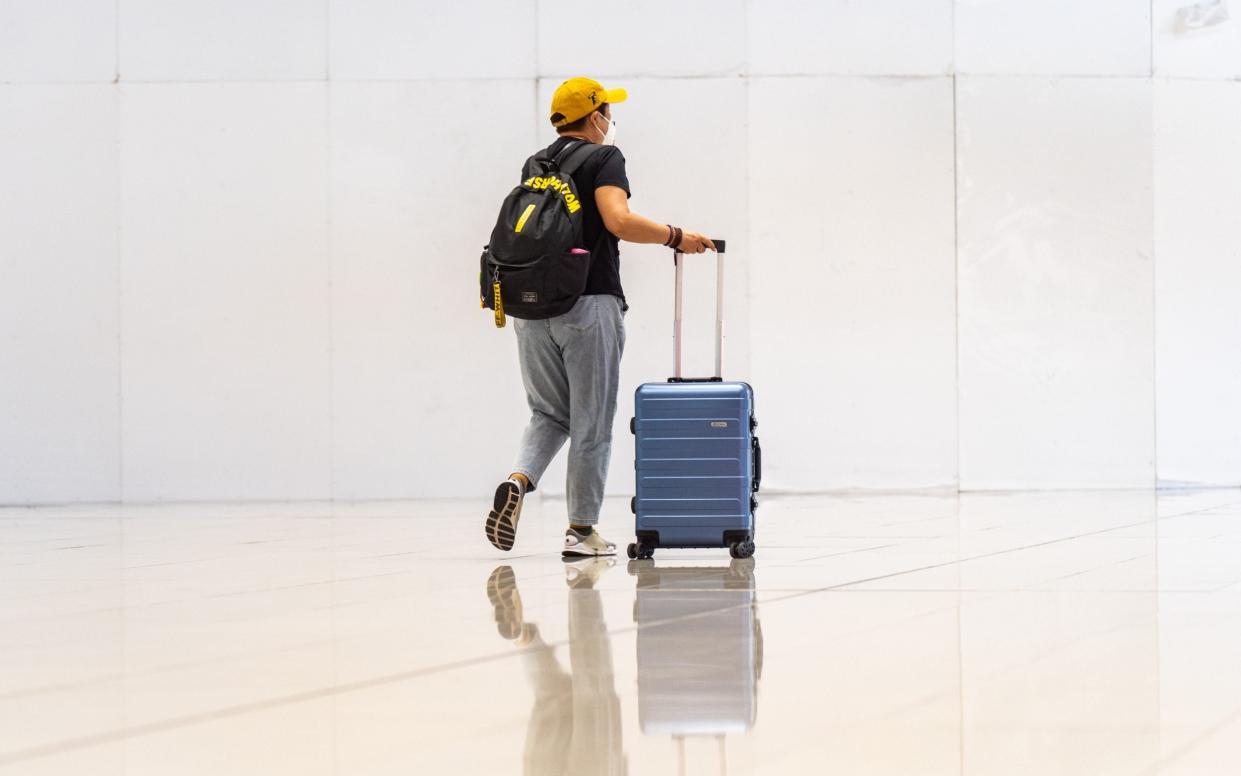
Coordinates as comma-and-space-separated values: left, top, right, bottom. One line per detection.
628, 241, 762, 560
629, 559, 763, 756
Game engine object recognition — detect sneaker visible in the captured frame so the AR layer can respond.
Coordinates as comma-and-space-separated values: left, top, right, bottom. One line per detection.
486, 478, 525, 551
564, 556, 616, 589
562, 526, 617, 557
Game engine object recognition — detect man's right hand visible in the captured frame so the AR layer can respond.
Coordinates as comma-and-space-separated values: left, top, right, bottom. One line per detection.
677, 231, 715, 254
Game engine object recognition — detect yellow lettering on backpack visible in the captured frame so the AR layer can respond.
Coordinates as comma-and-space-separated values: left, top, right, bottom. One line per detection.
521, 174, 582, 215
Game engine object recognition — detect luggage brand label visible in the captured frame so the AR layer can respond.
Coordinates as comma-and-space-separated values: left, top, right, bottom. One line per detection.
711, 421, 728, 428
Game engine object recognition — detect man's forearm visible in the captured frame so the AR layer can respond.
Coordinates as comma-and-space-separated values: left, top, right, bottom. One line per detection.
611, 211, 674, 245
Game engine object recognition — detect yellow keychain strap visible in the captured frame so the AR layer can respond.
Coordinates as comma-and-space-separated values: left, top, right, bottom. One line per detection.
493, 281, 506, 328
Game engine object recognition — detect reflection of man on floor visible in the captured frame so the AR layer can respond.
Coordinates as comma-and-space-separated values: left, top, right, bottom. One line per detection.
486, 562, 627, 776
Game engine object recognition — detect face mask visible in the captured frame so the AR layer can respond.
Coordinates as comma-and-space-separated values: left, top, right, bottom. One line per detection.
595, 113, 617, 146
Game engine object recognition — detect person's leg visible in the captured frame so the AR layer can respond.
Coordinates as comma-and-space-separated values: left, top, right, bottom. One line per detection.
487, 317, 572, 551
512, 317, 572, 487
554, 296, 625, 537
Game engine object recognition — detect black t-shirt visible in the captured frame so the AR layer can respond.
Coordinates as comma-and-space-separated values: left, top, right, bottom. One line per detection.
543, 136, 630, 302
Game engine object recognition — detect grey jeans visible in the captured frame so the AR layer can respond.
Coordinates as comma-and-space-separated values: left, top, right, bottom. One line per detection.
512, 294, 626, 525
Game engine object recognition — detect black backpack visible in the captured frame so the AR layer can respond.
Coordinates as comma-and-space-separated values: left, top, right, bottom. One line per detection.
480, 140, 602, 327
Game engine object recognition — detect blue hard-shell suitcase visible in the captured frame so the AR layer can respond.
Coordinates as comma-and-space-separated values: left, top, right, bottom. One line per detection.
629, 240, 762, 560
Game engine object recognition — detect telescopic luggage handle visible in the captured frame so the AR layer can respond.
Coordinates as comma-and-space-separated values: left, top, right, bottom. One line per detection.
672, 239, 726, 382
672, 239, 727, 381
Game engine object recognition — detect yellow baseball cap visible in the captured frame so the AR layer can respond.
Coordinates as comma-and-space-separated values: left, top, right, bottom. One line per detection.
549, 77, 628, 127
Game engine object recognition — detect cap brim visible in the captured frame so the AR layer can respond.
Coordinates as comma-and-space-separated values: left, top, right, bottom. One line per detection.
603, 87, 628, 104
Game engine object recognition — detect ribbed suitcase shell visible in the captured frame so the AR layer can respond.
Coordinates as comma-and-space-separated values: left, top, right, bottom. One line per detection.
633, 381, 756, 548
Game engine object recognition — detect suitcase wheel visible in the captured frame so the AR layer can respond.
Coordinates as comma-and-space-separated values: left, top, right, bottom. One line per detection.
627, 542, 655, 560
729, 539, 755, 560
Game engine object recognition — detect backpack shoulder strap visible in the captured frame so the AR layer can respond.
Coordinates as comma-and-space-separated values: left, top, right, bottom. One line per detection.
554, 140, 604, 177
548, 139, 579, 165
522, 140, 603, 180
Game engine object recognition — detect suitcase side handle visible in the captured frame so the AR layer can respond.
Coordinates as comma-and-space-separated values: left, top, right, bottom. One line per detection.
672, 238, 726, 381
752, 435, 762, 492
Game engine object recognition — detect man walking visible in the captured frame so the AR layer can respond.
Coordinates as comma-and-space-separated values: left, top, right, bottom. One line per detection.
486, 77, 715, 557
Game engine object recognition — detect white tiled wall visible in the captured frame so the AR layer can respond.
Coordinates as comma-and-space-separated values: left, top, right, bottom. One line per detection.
0, 86, 120, 503
0, 0, 116, 82
750, 76, 958, 491
955, 0, 1152, 76
330, 80, 535, 499
3, 2, 1241, 502
956, 77, 1155, 488
537, 0, 746, 78
329, 0, 536, 80
748, 0, 954, 76
119, 83, 331, 501
118, 0, 327, 81
1154, 80, 1241, 487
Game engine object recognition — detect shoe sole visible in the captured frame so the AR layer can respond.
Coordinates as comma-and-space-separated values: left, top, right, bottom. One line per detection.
562, 545, 617, 558
487, 481, 523, 551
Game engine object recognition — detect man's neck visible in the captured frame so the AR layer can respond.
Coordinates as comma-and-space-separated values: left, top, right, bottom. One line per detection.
558, 131, 594, 143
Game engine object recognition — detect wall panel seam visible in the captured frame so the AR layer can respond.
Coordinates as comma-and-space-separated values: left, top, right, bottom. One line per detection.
952, 73, 962, 492
1150, 79, 1159, 486
327, 81, 336, 500
1150, 0, 1156, 77
116, 80, 125, 501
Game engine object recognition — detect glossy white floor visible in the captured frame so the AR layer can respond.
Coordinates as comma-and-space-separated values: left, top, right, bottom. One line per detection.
3, 490, 1241, 775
